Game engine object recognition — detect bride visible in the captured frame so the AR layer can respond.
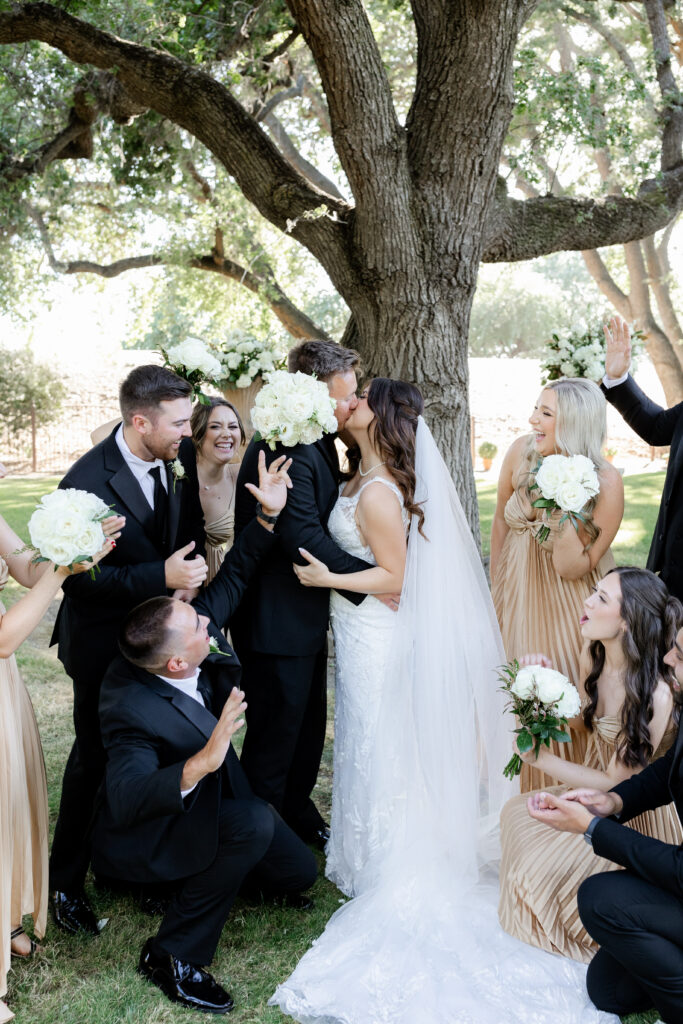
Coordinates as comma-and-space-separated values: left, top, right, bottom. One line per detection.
271, 378, 619, 1024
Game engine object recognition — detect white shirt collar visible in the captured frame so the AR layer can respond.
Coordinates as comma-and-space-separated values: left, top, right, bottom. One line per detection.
156, 667, 204, 707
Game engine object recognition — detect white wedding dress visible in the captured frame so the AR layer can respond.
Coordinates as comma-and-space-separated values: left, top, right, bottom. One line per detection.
271, 419, 619, 1024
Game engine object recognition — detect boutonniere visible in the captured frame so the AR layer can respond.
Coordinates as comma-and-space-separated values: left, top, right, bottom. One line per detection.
170, 457, 186, 492
209, 636, 232, 658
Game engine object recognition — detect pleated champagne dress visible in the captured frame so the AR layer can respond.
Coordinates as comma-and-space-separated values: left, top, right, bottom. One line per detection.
0, 558, 49, 1006
498, 715, 681, 963
204, 507, 235, 583
492, 485, 615, 791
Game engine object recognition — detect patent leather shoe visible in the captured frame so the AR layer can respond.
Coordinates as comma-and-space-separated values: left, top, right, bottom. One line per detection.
49, 890, 100, 936
307, 824, 330, 852
138, 938, 234, 1014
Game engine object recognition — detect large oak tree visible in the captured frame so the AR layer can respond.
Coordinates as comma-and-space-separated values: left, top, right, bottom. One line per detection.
1, 0, 682, 529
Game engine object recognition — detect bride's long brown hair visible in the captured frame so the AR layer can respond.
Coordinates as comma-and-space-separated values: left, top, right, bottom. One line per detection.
344, 377, 426, 536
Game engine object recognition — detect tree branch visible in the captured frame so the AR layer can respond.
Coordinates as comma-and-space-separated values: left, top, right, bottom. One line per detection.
644, 0, 683, 171
580, 249, 631, 317
0, 2, 352, 283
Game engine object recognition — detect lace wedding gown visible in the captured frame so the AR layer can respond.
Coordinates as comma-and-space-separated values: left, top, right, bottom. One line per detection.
270, 421, 620, 1024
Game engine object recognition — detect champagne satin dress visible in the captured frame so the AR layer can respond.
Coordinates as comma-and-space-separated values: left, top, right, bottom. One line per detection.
498, 715, 682, 963
492, 484, 615, 791
204, 507, 235, 583
0, 557, 48, 1006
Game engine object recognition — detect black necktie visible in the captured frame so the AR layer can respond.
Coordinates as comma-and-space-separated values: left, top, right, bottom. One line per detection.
149, 466, 168, 547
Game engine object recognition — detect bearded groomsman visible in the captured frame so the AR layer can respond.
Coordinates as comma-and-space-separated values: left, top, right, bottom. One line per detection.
602, 315, 683, 601
49, 364, 207, 934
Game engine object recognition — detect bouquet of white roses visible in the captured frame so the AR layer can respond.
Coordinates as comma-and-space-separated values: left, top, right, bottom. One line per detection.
541, 322, 643, 384
531, 453, 600, 544
251, 370, 338, 450
26, 488, 113, 577
217, 330, 284, 389
161, 337, 223, 404
500, 660, 582, 779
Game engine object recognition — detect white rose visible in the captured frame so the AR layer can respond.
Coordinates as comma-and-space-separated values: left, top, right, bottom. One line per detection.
534, 454, 567, 500
510, 667, 537, 700
555, 685, 582, 718
235, 374, 252, 388
248, 359, 261, 375
77, 520, 106, 558
225, 352, 241, 370
534, 667, 570, 706
560, 360, 577, 377
39, 538, 81, 566
554, 479, 590, 514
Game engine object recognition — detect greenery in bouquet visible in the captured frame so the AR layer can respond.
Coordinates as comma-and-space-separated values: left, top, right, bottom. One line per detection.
499, 660, 581, 779
217, 330, 286, 389
541, 322, 643, 384
160, 337, 224, 404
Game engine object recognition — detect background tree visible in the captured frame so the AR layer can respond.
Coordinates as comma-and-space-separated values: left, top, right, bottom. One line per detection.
0, 344, 66, 434
0, 0, 682, 531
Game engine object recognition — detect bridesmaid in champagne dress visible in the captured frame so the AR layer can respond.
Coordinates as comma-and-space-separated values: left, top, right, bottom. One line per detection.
0, 485, 121, 1023
190, 398, 245, 582
499, 567, 682, 964
491, 378, 624, 790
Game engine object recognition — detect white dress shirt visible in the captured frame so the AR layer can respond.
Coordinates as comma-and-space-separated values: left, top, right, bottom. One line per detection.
602, 371, 630, 389
115, 424, 168, 508
156, 668, 205, 797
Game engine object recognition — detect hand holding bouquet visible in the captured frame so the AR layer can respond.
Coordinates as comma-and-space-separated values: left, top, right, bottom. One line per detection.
500, 660, 582, 779
531, 453, 600, 544
251, 370, 338, 450
25, 488, 119, 578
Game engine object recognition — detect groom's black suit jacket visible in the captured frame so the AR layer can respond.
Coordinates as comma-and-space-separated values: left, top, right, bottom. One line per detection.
591, 716, 683, 897
602, 375, 683, 600
51, 427, 206, 685
92, 517, 275, 883
232, 433, 371, 656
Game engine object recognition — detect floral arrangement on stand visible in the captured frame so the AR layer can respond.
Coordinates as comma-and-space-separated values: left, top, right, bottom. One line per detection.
160, 337, 224, 404
217, 330, 285, 389
251, 370, 338, 449
541, 322, 643, 384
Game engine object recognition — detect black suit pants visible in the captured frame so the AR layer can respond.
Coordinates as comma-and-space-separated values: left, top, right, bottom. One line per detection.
578, 870, 683, 1024
49, 670, 106, 891
153, 799, 316, 965
236, 645, 328, 837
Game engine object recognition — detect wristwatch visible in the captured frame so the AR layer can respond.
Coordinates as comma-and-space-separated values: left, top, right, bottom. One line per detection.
255, 502, 279, 525
583, 816, 600, 846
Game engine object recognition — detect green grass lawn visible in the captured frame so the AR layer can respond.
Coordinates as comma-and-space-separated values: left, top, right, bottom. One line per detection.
1, 474, 665, 1024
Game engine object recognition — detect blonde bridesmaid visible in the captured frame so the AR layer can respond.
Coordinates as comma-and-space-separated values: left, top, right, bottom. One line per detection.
0, 474, 121, 1023
498, 567, 682, 963
190, 398, 245, 583
491, 378, 624, 790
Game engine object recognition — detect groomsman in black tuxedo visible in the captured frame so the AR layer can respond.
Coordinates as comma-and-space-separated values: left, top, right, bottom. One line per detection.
49, 364, 208, 935
527, 624, 683, 1024
233, 341, 386, 848
602, 315, 683, 601
92, 455, 316, 1015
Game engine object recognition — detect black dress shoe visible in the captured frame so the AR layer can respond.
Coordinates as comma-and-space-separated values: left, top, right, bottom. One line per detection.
138, 938, 234, 1014
274, 892, 315, 911
50, 890, 100, 936
307, 824, 331, 852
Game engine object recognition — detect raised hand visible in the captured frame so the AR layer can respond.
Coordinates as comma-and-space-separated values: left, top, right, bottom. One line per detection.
293, 547, 331, 588
244, 450, 293, 516
603, 315, 632, 380
180, 687, 247, 791
562, 787, 623, 819
165, 540, 208, 590
518, 652, 553, 669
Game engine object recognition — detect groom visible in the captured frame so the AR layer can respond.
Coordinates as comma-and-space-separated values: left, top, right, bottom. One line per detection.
528, 624, 683, 1023
232, 341, 377, 847
49, 363, 207, 935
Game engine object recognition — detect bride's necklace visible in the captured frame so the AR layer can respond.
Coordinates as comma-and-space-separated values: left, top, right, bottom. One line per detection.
359, 458, 387, 477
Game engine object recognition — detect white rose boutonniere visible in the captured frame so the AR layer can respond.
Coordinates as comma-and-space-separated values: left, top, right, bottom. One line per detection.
170, 458, 186, 492
208, 636, 232, 658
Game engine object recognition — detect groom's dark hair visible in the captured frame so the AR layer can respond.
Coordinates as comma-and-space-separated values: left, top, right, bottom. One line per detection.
119, 364, 192, 423
288, 340, 360, 382
119, 596, 176, 670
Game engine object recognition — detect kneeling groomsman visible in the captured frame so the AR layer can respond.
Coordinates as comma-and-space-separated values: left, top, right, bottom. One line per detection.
528, 624, 683, 1024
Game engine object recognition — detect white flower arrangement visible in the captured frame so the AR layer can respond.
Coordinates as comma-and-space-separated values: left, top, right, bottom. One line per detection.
500, 660, 582, 778
251, 370, 338, 450
541, 322, 643, 384
531, 453, 600, 543
160, 336, 224, 404
217, 330, 284, 388
26, 488, 112, 576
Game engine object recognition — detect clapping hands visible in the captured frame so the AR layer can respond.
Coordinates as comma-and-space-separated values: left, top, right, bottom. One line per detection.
603, 316, 632, 380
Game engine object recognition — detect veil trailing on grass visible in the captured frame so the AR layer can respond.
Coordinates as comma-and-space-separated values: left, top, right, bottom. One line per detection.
270, 417, 619, 1024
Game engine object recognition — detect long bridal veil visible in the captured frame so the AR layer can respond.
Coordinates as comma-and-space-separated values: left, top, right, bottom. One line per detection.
271, 418, 619, 1024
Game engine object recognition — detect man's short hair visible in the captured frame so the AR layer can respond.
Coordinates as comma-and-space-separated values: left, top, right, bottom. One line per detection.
287, 341, 360, 382
119, 596, 176, 670
119, 365, 192, 424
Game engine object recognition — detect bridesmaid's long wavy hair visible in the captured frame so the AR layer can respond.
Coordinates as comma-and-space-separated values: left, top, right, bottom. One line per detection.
583, 567, 682, 768
344, 377, 426, 536
521, 378, 609, 549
